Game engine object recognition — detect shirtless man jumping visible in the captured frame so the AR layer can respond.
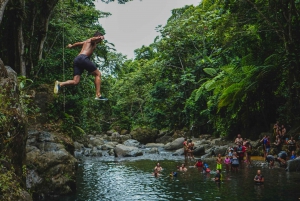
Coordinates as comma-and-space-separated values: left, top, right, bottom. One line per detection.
54, 31, 107, 100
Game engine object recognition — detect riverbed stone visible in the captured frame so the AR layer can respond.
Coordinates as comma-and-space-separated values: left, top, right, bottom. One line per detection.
164, 137, 185, 150
123, 139, 140, 147
130, 127, 159, 144
114, 144, 143, 157
286, 159, 300, 172
74, 142, 84, 151
193, 146, 206, 156
172, 148, 184, 156
146, 147, 159, 154
156, 135, 172, 144
145, 143, 165, 148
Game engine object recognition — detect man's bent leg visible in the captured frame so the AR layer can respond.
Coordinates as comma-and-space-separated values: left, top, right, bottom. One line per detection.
59, 75, 81, 87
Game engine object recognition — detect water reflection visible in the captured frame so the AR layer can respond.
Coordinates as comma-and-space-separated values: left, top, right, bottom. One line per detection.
42, 158, 300, 201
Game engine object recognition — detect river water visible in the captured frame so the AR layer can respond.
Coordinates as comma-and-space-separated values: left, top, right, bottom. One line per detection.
45, 155, 300, 201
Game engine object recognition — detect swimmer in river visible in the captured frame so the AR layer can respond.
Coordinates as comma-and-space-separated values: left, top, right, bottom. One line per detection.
153, 167, 160, 177
214, 169, 221, 182
254, 170, 264, 184
154, 163, 163, 172
178, 164, 187, 171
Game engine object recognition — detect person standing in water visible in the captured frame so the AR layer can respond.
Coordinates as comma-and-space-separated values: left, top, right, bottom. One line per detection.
54, 31, 108, 100
216, 154, 223, 170
254, 170, 264, 184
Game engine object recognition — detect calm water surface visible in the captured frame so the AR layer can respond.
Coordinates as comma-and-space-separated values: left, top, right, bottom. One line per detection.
45, 156, 300, 201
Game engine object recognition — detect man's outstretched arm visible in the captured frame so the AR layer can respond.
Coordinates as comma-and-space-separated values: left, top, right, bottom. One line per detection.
90, 36, 104, 44
67, 41, 84, 48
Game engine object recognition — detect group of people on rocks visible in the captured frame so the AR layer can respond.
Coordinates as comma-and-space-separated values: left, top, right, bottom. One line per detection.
261, 121, 299, 168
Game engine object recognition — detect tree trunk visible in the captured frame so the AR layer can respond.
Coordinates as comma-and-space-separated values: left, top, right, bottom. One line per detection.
37, 0, 59, 60
0, 0, 9, 25
18, 0, 25, 76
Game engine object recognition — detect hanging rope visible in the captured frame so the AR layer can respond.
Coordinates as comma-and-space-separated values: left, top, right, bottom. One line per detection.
62, 0, 66, 113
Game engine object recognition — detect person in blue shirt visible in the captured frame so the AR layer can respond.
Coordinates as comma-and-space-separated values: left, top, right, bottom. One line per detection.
290, 151, 297, 160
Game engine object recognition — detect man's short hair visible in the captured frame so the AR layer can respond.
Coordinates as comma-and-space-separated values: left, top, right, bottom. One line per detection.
94, 31, 103, 37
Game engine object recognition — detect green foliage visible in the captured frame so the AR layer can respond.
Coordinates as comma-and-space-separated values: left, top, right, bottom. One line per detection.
0, 166, 24, 201
2, 0, 300, 140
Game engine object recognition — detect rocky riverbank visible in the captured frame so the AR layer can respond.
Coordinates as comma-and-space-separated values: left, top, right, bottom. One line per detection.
72, 129, 300, 171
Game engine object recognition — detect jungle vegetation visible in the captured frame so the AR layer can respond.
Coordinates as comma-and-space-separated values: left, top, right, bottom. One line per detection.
1, 0, 300, 140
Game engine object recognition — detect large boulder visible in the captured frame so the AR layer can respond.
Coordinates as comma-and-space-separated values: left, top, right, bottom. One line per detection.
0, 62, 32, 200
286, 159, 300, 172
114, 144, 143, 157
164, 137, 185, 150
193, 146, 206, 156
130, 127, 158, 144
210, 145, 228, 156
156, 135, 172, 144
26, 130, 77, 198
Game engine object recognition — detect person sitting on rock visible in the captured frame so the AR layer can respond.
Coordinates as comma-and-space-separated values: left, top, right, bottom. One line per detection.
277, 151, 288, 166
290, 151, 297, 160
266, 155, 275, 169
287, 136, 296, 153
274, 135, 282, 153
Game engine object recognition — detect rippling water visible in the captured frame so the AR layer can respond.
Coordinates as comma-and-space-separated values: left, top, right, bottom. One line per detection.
44, 155, 300, 201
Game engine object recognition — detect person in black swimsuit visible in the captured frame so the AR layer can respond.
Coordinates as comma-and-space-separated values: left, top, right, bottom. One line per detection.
54, 31, 108, 100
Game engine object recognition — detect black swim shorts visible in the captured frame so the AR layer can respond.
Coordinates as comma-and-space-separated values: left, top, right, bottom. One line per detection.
73, 54, 97, 76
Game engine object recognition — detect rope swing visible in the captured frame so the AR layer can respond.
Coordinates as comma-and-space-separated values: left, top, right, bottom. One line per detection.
62, 0, 66, 113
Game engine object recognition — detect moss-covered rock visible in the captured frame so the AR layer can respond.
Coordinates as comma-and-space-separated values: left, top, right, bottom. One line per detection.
0, 61, 32, 200
26, 130, 77, 199
130, 127, 158, 144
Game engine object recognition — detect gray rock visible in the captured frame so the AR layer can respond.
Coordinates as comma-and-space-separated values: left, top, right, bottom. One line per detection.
286, 159, 300, 172
172, 148, 184, 156
146, 147, 159, 154
108, 149, 114, 156
112, 132, 120, 138
156, 135, 172, 144
145, 143, 165, 148
89, 138, 104, 147
123, 139, 140, 147
193, 146, 205, 156
114, 144, 143, 157
26, 130, 77, 197
120, 129, 129, 135
164, 137, 185, 150
101, 145, 108, 150
107, 130, 114, 136
212, 145, 228, 156
74, 142, 84, 151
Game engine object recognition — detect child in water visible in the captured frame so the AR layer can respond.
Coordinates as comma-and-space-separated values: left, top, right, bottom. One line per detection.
224, 155, 231, 172
216, 154, 223, 170
170, 171, 177, 177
